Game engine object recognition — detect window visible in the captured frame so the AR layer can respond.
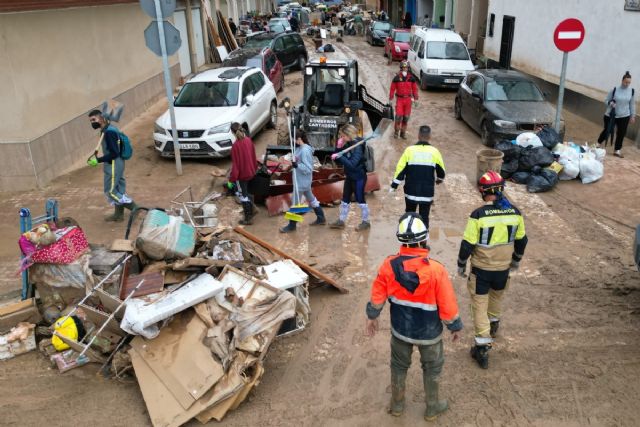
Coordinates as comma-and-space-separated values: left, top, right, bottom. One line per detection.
283, 35, 298, 49
242, 78, 255, 101
274, 37, 285, 51
469, 76, 484, 96
426, 42, 470, 60
251, 72, 266, 92
393, 32, 411, 43
174, 81, 239, 107
489, 13, 495, 37
265, 53, 276, 71
486, 80, 544, 102
418, 40, 425, 56
245, 57, 263, 70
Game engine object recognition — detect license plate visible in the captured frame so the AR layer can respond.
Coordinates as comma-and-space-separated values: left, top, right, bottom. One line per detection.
444, 79, 460, 84
179, 143, 200, 150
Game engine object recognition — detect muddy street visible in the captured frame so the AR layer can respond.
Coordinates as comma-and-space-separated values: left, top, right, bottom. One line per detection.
1, 33, 640, 427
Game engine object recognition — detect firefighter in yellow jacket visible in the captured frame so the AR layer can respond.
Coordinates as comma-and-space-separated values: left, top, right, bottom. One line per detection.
457, 171, 528, 369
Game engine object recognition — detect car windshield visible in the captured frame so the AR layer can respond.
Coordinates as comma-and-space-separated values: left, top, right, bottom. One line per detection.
393, 32, 411, 42
486, 80, 545, 102
268, 23, 287, 33
245, 57, 263, 69
244, 37, 272, 48
426, 41, 469, 60
373, 22, 392, 31
174, 81, 239, 107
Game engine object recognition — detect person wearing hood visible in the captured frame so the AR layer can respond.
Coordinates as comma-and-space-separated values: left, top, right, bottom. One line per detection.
457, 171, 528, 370
280, 130, 326, 233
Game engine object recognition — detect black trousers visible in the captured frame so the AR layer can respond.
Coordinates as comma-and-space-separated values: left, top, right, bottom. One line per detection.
598, 115, 630, 151
405, 199, 432, 230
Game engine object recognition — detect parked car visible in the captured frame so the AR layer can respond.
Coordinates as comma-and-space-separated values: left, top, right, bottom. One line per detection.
367, 21, 393, 46
243, 32, 307, 71
407, 28, 475, 90
454, 69, 565, 147
222, 47, 284, 93
384, 29, 411, 63
268, 18, 292, 32
153, 67, 277, 158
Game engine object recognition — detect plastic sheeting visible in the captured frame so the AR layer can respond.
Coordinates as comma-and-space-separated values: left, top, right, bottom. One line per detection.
230, 291, 296, 341
29, 253, 93, 290
135, 210, 195, 260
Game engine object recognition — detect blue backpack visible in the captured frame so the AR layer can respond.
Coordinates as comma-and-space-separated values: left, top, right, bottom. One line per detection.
107, 125, 133, 160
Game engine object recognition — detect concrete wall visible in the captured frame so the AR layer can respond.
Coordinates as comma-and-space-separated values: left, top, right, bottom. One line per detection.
0, 3, 180, 191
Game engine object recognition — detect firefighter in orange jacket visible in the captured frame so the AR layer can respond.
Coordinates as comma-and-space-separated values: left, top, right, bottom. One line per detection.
389, 61, 419, 139
365, 213, 462, 421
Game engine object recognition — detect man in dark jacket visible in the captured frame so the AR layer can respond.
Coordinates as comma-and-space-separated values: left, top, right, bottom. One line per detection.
390, 125, 445, 230
87, 109, 137, 222
229, 122, 257, 225
329, 124, 370, 231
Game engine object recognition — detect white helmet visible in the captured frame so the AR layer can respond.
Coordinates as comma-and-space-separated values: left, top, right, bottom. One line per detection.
396, 212, 429, 244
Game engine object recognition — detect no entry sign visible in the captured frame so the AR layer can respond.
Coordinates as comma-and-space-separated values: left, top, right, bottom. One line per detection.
554, 18, 585, 52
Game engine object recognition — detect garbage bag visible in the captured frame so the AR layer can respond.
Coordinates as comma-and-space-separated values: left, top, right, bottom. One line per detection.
519, 146, 555, 171
579, 153, 604, 184
495, 140, 522, 161
516, 132, 543, 148
527, 169, 559, 193
500, 158, 519, 178
511, 171, 530, 184
559, 159, 580, 180
537, 126, 561, 150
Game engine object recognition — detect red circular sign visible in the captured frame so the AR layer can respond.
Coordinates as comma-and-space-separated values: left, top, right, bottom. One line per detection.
554, 18, 585, 52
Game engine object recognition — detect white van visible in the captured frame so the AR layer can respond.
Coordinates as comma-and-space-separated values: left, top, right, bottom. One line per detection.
407, 28, 475, 90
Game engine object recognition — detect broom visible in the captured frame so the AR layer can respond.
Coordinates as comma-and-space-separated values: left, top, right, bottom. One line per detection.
284, 110, 310, 222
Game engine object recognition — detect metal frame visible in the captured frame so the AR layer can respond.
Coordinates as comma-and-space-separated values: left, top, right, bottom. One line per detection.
19, 199, 59, 300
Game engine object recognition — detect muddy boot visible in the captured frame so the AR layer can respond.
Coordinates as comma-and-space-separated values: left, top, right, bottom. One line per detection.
356, 221, 371, 231
104, 205, 125, 222
310, 206, 326, 225
424, 378, 448, 421
238, 202, 253, 225
470, 345, 490, 369
393, 129, 400, 138
329, 219, 345, 229
387, 370, 406, 417
490, 320, 500, 338
279, 220, 297, 233
122, 202, 138, 211
400, 130, 407, 139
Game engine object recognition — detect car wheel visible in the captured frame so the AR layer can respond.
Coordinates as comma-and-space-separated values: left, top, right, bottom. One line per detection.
454, 97, 462, 120
420, 72, 428, 91
267, 102, 277, 129
297, 55, 306, 70
481, 121, 493, 147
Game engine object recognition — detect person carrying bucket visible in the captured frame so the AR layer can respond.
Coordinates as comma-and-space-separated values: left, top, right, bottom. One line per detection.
280, 130, 326, 233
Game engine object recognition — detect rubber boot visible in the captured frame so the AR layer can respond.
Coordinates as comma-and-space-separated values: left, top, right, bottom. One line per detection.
310, 206, 326, 225
279, 220, 297, 233
122, 202, 138, 211
329, 219, 345, 229
470, 345, 490, 369
400, 130, 407, 140
393, 129, 400, 139
424, 378, 448, 421
356, 221, 371, 231
387, 370, 406, 417
238, 202, 253, 225
490, 320, 500, 338
105, 205, 125, 222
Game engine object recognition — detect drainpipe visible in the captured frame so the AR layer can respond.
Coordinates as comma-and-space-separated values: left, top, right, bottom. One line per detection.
185, 0, 198, 74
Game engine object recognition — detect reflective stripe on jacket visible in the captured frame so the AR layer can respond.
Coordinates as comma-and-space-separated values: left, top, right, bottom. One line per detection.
458, 202, 528, 271
369, 246, 462, 345
391, 142, 445, 202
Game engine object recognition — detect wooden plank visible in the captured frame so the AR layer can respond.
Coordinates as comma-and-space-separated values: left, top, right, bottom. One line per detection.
78, 304, 124, 337
0, 298, 34, 317
232, 227, 348, 294
94, 289, 124, 321
118, 271, 164, 300
110, 239, 134, 252
171, 258, 251, 271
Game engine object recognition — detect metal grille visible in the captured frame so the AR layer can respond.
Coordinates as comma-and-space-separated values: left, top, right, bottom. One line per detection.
176, 130, 205, 138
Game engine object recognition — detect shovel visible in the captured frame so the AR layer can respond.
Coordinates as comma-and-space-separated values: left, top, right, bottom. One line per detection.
332, 118, 393, 158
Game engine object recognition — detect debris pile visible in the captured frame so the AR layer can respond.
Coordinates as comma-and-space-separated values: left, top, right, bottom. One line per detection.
6, 190, 345, 426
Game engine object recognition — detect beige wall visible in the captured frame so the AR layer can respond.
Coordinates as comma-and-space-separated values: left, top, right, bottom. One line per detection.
0, 3, 177, 142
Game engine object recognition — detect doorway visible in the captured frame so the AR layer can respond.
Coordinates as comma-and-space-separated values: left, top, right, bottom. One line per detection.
499, 15, 515, 69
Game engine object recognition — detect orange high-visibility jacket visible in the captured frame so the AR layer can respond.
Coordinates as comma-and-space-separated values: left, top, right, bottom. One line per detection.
368, 246, 462, 345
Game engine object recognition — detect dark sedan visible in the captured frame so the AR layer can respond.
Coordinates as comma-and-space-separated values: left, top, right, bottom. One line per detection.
222, 47, 284, 92
367, 21, 393, 46
454, 70, 565, 146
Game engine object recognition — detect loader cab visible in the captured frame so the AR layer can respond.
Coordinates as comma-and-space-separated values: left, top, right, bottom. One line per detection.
302, 58, 360, 117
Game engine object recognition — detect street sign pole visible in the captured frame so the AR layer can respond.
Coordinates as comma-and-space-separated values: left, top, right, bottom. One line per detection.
554, 51, 568, 133
153, 0, 182, 175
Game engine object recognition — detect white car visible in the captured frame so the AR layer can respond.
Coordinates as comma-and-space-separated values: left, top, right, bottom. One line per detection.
153, 67, 277, 158
268, 18, 292, 33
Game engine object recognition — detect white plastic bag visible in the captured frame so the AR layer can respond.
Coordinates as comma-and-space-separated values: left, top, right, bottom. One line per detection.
558, 159, 580, 180
579, 153, 604, 184
516, 132, 543, 148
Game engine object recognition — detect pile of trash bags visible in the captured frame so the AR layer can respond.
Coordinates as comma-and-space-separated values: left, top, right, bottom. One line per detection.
496, 126, 605, 193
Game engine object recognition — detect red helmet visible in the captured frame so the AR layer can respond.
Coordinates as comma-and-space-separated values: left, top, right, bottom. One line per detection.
399, 61, 409, 70
478, 170, 505, 197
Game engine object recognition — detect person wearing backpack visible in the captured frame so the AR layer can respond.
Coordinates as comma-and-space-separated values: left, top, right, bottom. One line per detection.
329, 124, 371, 231
390, 125, 445, 230
87, 109, 137, 222
597, 71, 636, 158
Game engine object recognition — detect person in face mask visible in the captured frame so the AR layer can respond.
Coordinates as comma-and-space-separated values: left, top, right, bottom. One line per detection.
87, 109, 137, 222
389, 61, 419, 139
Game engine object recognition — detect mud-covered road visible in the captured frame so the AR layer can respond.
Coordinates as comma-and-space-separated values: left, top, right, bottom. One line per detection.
1, 34, 639, 427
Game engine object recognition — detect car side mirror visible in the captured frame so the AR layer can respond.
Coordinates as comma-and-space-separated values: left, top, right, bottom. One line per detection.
245, 94, 255, 106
